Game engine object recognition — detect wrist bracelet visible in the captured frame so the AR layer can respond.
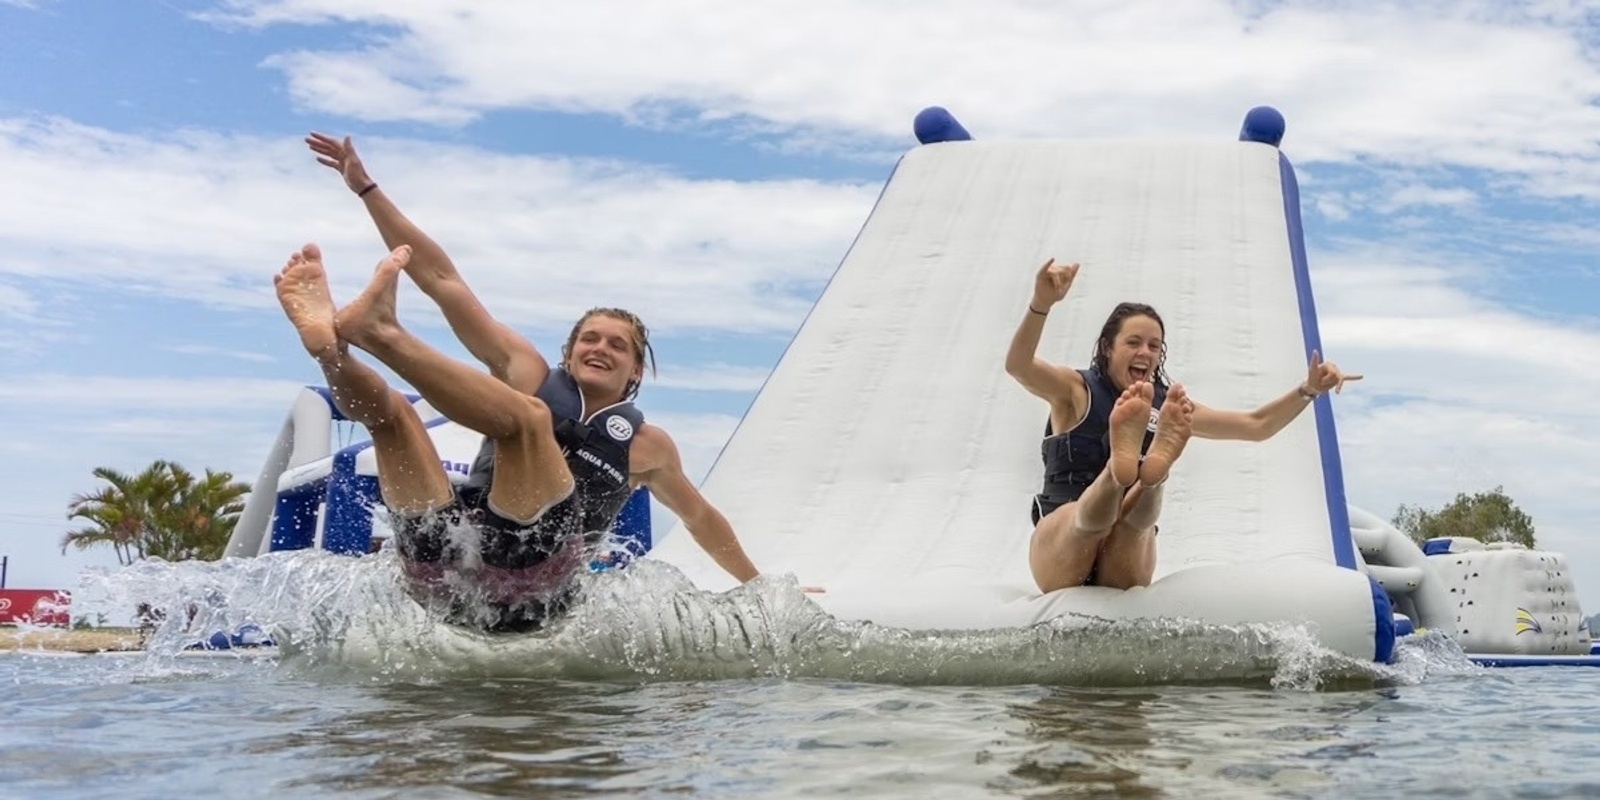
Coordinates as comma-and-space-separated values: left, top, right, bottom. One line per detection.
1297, 384, 1319, 400
1027, 305, 1048, 317
358, 183, 378, 197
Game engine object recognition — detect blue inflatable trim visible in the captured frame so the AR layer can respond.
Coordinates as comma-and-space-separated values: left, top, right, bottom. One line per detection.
269, 478, 324, 552
590, 488, 654, 572
186, 623, 275, 651
323, 444, 381, 555
1392, 615, 1415, 638
1422, 538, 1454, 556
914, 106, 973, 144
1469, 654, 1600, 668
1369, 576, 1397, 663
1239, 106, 1286, 147
1275, 146, 1358, 572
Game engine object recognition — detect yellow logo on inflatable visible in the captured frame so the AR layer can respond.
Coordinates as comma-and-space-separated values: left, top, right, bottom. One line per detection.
1514, 608, 1543, 636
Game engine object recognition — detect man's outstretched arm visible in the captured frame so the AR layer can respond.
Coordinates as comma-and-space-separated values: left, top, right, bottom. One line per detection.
306, 132, 547, 391
634, 427, 761, 583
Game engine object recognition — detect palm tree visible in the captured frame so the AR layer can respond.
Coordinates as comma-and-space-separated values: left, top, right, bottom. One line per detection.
63, 460, 251, 565
64, 462, 170, 566
159, 466, 250, 562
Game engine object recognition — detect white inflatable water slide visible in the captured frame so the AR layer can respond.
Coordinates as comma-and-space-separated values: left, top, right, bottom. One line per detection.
649, 107, 1391, 661
228, 107, 1596, 669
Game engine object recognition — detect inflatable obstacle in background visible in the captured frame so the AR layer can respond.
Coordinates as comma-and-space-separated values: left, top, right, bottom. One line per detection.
224, 387, 652, 565
1351, 507, 1597, 666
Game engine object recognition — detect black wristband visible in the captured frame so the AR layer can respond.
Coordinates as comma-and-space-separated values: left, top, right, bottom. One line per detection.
1028, 305, 1048, 317
358, 183, 378, 197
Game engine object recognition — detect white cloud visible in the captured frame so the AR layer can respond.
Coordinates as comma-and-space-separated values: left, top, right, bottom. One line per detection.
1325, 311, 1600, 376
0, 376, 308, 495
1378, 185, 1479, 213
162, 343, 278, 363
0, 281, 48, 354
1312, 194, 1354, 222
1503, 220, 1600, 259
205, 1, 1600, 193
0, 282, 35, 317
0, 374, 307, 410
651, 363, 772, 392
0, 117, 878, 336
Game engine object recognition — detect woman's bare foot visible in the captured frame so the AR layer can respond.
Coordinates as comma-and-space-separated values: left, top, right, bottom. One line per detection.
274, 244, 339, 359
1108, 381, 1153, 488
334, 245, 413, 354
1140, 383, 1193, 487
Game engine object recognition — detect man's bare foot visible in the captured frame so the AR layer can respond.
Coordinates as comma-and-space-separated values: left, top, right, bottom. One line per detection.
334, 245, 413, 353
1140, 383, 1193, 487
1108, 381, 1153, 487
274, 243, 339, 359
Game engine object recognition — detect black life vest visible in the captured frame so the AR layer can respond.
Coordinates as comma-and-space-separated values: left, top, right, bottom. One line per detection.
1037, 367, 1168, 504
463, 368, 643, 535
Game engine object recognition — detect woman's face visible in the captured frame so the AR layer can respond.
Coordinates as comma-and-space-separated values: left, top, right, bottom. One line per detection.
1104, 314, 1165, 391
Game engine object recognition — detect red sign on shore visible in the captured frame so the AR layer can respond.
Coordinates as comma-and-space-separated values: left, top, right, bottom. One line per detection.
0, 589, 72, 626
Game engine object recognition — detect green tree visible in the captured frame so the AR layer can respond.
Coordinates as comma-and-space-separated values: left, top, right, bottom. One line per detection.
164, 465, 251, 561
63, 460, 250, 565
1391, 486, 1536, 549
62, 461, 170, 566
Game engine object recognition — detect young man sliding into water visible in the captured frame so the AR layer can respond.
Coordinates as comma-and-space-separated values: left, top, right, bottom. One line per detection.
1004, 259, 1361, 594
273, 137, 781, 632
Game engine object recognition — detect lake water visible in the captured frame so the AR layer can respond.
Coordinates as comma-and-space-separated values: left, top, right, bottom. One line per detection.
4, 552, 1596, 799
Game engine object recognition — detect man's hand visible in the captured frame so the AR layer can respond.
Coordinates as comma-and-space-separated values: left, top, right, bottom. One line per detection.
305, 132, 375, 195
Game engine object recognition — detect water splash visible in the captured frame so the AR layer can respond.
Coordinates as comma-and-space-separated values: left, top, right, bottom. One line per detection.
71, 553, 1465, 688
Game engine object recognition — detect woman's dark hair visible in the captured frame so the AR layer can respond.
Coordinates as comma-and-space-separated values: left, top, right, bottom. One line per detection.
1091, 302, 1169, 384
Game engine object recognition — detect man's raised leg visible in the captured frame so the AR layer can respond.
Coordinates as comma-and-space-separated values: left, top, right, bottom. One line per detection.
275, 244, 453, 514
334, 246, 573, 522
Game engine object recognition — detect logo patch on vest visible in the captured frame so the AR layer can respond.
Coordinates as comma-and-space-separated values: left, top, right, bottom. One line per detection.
606, 416, 634, 441
1147, 407, 1161, 433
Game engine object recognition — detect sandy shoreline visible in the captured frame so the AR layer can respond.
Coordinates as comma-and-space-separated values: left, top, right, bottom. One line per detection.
0, 626, 145, 653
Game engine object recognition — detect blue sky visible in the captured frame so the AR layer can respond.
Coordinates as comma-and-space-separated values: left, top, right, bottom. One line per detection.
2, 1, 1599, 613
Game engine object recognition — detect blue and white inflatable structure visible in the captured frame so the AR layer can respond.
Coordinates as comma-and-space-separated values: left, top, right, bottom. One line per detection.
1350, 507, 1596, 667
225, 389, 652, 564
225, 106, 1595, 670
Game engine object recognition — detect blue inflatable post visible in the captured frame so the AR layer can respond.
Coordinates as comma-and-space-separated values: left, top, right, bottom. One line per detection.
1368, 576, 1398, 663
591, 487, 653, 571
321, 445, 381, 556
914, 106, 973, 144
268, 479, 324, 551
1239, 105, 1286, 147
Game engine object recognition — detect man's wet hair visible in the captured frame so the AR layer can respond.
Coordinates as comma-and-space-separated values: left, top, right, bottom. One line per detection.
1092, 302, 1169, 385
562, 307, 657, 400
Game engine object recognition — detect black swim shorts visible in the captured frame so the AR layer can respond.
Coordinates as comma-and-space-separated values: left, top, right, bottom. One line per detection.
392, 487, 587, 632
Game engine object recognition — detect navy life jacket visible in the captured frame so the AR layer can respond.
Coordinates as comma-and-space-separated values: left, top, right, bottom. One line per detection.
1037, 366, 1168, 504
463, 368, 643, 536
